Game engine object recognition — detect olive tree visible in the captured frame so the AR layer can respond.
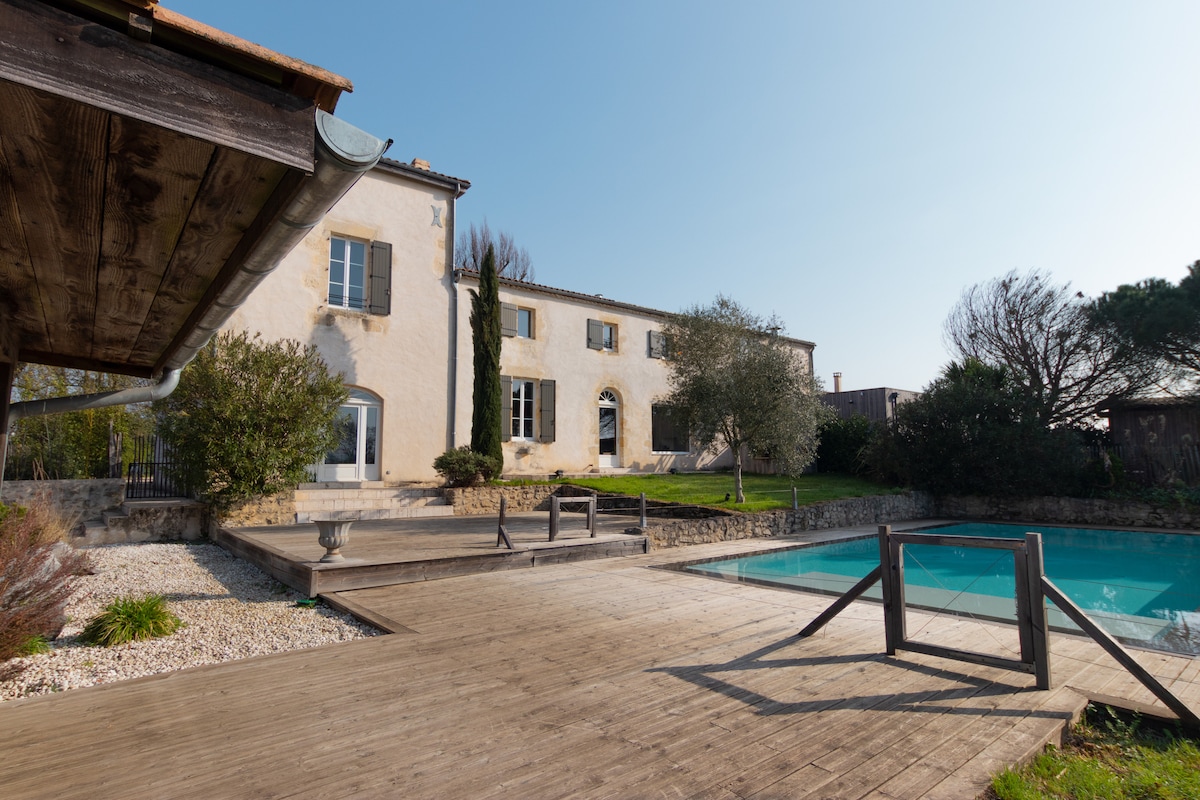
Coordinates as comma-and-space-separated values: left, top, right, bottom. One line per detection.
155, 331, 347, 510
944, 270, 1133, 427
661, 296, 829, 503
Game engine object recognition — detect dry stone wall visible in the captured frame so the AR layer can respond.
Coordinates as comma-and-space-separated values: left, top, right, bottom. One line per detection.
643, 492, 935, 549
934, 495, 1200, 529
0, 479, 124, 522
445, 485, 563, 515
217, 492, 299, 529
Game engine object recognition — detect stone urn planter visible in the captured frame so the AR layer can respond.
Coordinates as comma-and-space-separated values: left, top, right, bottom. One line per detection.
313, 518, 355, 563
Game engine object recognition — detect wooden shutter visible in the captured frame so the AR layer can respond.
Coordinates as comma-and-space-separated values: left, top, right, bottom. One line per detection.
587, 318, 603, 350
368, 240, 392, 315
648, 330, 666, 359
501, 303, 518, 337
538, 379, 556, 443
500, 375, 512, 442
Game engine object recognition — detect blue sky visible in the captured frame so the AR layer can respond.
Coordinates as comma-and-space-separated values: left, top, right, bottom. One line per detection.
170, 0, 1200, 392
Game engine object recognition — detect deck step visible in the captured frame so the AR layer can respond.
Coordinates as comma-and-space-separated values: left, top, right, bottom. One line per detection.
294, 486, 451, 523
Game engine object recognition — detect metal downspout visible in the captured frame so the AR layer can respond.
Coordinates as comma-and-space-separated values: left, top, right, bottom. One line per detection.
448, 189, 459, 450
8, 367, 181, 422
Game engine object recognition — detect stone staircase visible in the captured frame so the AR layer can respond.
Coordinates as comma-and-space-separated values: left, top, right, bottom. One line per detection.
294, 482, 454, 523
77, 498, 206, 545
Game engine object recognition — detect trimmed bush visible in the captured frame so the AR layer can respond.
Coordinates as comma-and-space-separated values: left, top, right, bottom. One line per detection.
433, 446, 501, 487
0, 501, 91, 673
80, 594, 182, 647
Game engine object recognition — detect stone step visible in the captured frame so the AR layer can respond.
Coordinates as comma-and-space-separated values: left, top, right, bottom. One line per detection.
295, 505, 455, 524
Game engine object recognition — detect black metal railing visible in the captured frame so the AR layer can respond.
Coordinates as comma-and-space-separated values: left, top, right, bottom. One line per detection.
125, 435, 188, 499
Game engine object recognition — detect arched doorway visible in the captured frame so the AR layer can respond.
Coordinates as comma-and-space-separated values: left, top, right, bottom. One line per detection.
318, 388, 381, 482
598, 389, 619, 468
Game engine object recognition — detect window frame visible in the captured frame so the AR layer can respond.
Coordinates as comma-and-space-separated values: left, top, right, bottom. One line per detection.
328, 235, 368, 311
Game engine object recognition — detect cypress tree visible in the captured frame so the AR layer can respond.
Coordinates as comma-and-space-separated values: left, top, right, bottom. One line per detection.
469, 245, 504, 471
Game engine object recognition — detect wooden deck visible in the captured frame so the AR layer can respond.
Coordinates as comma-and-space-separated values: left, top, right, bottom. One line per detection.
2, 529, 1198, 799
213, 512, 648, 596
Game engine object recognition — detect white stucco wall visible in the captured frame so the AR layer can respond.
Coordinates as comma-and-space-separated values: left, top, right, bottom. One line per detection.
224, 164, 457, 482
453, 277, 735, 476
223, 160, 817, 483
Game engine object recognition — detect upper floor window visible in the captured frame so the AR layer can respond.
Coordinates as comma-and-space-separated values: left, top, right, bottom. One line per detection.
502, 303, 535, 338
329, 236, 392, 315
587, 318, 617, 351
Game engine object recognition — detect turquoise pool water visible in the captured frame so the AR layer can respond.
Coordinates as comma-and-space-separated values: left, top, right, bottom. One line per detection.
682, 523, 1200, 655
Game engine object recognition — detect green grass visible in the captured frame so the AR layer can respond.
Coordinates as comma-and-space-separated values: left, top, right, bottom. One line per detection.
989, 705, 1200, 800
537, 472, 901, 512
80, 594, 183, 647
15, 635, 51, 656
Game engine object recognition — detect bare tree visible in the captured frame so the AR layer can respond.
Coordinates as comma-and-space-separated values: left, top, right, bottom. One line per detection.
944, 270, 1133, 427
455, 220, 533, 282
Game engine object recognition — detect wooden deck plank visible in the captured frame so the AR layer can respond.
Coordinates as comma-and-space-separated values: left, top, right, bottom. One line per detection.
2, 529, 1198, 799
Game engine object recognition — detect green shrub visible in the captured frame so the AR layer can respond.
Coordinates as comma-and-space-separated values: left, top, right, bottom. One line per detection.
155, 331, 348, 511
0, 501, 91, 673
816, 415, 875, 475
80, 594, 182, 647
433, 446, 501, 487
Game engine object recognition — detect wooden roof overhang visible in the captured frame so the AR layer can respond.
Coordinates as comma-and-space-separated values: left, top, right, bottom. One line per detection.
0, 0, 384, 378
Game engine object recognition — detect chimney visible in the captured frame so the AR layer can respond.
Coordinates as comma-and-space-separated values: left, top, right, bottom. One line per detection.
411, 158, 431, 171
833, 372, 842, 393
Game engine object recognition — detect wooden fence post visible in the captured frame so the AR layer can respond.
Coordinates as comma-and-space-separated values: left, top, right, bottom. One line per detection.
549, 496, 560, 541
639, 492, 647, 528
587, 496, 597, 537
496, 495, 513, 549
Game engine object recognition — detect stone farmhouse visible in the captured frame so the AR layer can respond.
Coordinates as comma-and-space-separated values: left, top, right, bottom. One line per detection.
223, 158, 817, 485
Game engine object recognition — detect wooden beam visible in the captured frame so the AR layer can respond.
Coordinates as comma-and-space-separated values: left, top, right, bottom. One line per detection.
797, 565, 882, 639
0, 79, 106, 361
1041, 576, 1200, 728
132, 149, 288, 369
93, 115, 214, 364
0, 0, 315, 171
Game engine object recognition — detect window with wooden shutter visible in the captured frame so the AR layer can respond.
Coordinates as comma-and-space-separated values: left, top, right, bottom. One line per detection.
501, 375, 512, 442
501, 303, 518, 337
586, 318, 603, 350
368, 240, 392, 316
539, 379, 556, 443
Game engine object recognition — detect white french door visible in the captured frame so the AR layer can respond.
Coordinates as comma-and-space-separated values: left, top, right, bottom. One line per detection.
598, 389, 619, 468
317, 389, 381, 482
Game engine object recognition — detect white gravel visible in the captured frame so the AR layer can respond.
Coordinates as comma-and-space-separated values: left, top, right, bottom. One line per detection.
1, 542, 379, 702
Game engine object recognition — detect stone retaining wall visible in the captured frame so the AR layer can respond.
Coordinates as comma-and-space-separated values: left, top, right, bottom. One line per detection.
445, 485, 563, 514
642, 492, 936, 549
0, 479, 124, 522
935, 494, 1200, 529
216, 492, 299, 529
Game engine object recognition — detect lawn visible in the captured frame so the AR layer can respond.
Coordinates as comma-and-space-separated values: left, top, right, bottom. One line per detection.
988, 704, 1200, 800
548, 472, 901, 513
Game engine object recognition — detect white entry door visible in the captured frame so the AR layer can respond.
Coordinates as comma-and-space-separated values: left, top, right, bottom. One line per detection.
318, 389, 381, 482
598, 389, 619, 468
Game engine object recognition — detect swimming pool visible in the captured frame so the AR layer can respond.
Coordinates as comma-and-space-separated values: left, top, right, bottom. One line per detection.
681, 522, 1200, 656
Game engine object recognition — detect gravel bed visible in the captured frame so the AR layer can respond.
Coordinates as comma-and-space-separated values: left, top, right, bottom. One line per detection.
1, 542, 379, 702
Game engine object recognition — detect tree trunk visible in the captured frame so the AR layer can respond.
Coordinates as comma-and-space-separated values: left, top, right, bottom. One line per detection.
732, 447, 745, 504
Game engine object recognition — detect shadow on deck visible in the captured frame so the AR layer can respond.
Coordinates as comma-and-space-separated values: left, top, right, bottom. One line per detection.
212, 511, 648, 600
